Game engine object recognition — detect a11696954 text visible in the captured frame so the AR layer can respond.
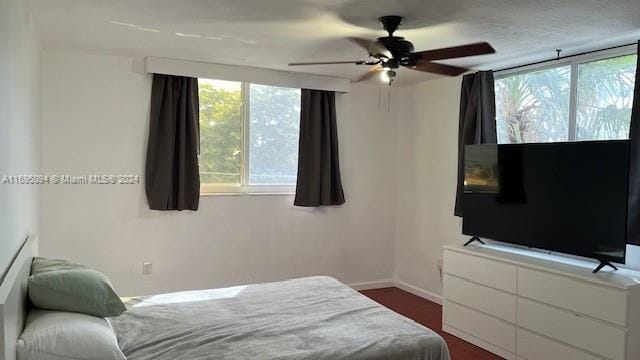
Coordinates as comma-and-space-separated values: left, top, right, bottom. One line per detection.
1, 174, 140, 185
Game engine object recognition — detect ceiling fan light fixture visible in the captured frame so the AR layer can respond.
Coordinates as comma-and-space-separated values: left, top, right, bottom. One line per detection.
381, 71, 390, 83
381, 69, 397, 84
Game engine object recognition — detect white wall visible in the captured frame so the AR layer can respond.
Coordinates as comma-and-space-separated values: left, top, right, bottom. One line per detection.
41, 50, 397, 296
40, 49, 639, 300
394, 78, 462, 298
0, 0, 41, 277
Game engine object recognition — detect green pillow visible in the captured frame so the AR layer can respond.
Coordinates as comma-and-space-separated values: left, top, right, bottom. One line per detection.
31, 257, 88, 274
28, 258, 126, 318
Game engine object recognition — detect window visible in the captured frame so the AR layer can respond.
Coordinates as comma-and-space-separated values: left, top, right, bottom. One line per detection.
495, 65, 571, 143
198, 79, 301, 194
576, 55, 636, 141
249, 84, 301, 185
198, 79, 242, 188
495, 51, 637, 144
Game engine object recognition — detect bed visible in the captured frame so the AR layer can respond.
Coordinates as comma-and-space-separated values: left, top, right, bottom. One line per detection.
1, 237, 449, 360
110, 276, 450, 360
0, 235, 36, 360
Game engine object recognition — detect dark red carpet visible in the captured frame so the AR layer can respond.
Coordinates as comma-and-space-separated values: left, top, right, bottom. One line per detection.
360, 287, 503, 360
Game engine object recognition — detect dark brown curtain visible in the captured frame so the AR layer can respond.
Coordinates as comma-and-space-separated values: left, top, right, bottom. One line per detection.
294, 89, 345, 207
145, 74, 200, 211
454, 71, 497, 217
627, 41, 640, 245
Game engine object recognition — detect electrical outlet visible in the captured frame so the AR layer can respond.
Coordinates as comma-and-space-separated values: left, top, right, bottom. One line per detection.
142, 261, 153, 275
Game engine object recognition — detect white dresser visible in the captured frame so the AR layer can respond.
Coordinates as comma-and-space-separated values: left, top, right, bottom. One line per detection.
442, 243, 640, 360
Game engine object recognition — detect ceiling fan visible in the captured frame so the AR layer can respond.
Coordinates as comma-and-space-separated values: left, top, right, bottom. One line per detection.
288, 15, 496, 84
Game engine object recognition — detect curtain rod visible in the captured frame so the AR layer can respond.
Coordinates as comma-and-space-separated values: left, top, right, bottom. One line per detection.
494, 41, 638, 73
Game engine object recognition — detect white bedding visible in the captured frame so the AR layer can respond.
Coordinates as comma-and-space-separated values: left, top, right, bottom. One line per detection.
110, 276, 450, 360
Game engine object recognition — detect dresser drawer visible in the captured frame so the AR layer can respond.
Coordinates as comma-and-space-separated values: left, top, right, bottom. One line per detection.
444, 274, 516, 322
517, 298, 626, 360
444, 300, 516, 353
517, 328, 602, 360
518, 267, 628, 326
444, 250, 517, 293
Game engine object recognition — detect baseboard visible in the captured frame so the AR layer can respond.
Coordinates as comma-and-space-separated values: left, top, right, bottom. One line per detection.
348, 279, 395, 291
348, 278, 444, 305
393, 280, 443, 305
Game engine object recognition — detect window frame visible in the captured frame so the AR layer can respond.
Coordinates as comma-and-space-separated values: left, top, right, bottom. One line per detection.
199, 81, 299, 196
494, 45, 637, 142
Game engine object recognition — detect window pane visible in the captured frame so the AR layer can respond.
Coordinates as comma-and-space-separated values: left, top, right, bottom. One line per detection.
249, 84, 300, 185
198, 79, 242, 185
576, 54, 637, 141
495, 66, 571, 144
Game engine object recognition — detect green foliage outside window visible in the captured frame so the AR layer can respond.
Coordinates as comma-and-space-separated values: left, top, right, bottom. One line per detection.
576, 55, 637, 140
495, 54, 637, 144
249, 84, 300, 185
197, 80, 300, 187
495, 66, 571, 143
198, 79, 242, 185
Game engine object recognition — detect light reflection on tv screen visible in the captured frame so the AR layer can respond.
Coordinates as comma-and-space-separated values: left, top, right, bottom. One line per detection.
464, 145, 499, 194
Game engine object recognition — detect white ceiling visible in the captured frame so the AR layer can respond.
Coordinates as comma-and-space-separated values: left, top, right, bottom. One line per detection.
30, 0, 640, 85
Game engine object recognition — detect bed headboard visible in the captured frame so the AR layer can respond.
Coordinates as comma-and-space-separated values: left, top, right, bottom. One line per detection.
0, 235, 37, 360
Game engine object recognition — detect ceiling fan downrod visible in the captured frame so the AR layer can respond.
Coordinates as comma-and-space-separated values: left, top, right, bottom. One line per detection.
378, 15, 404, 37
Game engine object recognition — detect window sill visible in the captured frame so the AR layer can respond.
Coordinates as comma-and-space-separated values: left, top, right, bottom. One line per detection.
200, 191, 295, 197
200, 185, 296, 196
200, 192, 243, 196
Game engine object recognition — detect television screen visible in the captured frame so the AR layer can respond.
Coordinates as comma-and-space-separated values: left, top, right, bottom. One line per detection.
462, 140, 629, 263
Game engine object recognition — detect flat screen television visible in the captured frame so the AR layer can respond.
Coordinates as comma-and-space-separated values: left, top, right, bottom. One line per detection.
462, 140, 629, 264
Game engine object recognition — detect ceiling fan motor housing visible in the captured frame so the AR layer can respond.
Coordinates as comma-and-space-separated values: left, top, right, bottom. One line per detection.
377, 16, 414, 67
378, 36, 414, 65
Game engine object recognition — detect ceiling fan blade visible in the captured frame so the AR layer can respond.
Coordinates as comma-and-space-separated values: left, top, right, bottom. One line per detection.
348, 37, 392, 59
357, 65, 384, 82
288, 60, 365, 66
412, 42, 495, 61
409, 62, 468, 76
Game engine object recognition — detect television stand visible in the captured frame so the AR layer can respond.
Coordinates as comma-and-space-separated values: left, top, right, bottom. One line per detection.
463, 236, 485, 247
443, 244, 640, 360
592, 260, 619, 274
